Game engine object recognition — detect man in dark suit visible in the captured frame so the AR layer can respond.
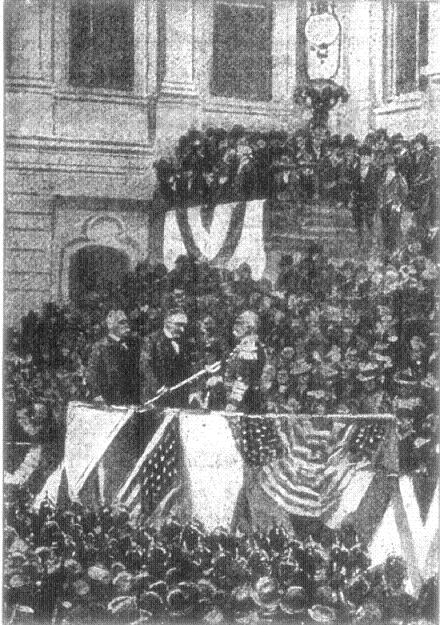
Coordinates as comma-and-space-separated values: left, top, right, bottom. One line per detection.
87, 309, 142, 406
142, 309, 192, 407
87, 309, 149, 504
352, 145, 381, 242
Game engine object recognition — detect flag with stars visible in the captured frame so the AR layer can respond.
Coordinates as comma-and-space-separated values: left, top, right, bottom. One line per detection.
116, 410, 181, 517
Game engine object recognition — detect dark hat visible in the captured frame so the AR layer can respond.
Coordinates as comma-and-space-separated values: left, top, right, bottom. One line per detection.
414, 132, 428, 149
375, 128, 388, 140
279, 586, 306, 615
197, 580, 217, 601
110, 561, 126, 576
230, 586, 258, 616
342, 133, 357, 149
308, 604, 337, 623
187, 129, 204, 145
174, 254, 189, 266
251, 576, 279, 611
112, 570, 134, 594
132, 572, 154, 592
138, 590, 164, 615
107, 596, 138, 619
228, 124, 246, 140
307, 241, 324, 256
279, 254, 293, 267
384, 144, 396, 157
315, 585, 337, 607
327, 134, 341, 150
391, 133, 405, 145
153, 158, 174, 174
393, 368, 418, 386
149, 580, 168, 598
213, 127, 227, 141
359, 144, 372, 157
295, 128, 310, 139
166, 587, 194, 619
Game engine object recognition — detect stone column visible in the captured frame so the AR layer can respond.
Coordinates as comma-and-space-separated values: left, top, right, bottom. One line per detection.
426, 2, 440, 142
272, 0, 297, 102
155, 0, 200, 154
5, 0, 53, 82
341, 0, 371, 137
159, 0, 197, 98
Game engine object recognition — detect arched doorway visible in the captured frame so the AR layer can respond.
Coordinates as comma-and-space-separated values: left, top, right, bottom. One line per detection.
69, 245, 130, 308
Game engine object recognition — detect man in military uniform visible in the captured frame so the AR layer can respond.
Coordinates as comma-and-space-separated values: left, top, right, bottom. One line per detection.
224, 310, 265, 413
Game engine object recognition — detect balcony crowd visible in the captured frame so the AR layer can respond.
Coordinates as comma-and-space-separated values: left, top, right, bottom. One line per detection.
154, 126, 438, 250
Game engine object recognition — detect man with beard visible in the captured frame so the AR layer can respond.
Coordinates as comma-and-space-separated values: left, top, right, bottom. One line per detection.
227, 311, 282, 534
224, 310, 265, 413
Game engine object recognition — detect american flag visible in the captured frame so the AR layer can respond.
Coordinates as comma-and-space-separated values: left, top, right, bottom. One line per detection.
242, 415, 393, 521
117, 410, 181, 516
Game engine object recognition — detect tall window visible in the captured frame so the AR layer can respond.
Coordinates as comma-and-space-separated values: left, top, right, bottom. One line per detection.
384, 0, 429, 98
211, 0, 272, 101
69, 0, 134, 91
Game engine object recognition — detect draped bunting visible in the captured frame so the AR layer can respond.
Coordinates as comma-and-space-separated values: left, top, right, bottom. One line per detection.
35, 405, 438, 595
163, 200, 267, 279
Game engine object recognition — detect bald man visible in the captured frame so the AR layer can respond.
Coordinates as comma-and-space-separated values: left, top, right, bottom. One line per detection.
87, 309, 142, 406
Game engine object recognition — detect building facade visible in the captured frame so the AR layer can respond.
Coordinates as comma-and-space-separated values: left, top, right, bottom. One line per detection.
4, 0, 440, 323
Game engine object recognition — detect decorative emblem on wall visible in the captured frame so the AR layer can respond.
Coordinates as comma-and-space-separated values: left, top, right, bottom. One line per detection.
305, 4, 341, 80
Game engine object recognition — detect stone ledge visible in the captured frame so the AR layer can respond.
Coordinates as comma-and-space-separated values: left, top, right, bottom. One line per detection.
6, 134, 155, 156
374, 92, 425, 115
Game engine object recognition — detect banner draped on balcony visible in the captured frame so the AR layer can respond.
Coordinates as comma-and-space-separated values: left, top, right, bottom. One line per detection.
162, 199, 267, 279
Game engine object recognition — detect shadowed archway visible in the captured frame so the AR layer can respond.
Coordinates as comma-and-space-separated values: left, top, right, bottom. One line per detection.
69, 245, 130, 308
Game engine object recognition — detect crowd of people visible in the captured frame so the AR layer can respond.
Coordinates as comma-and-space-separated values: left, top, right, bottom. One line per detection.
4, 488, 438, 624
4, 123, 439, 622
154, 125, 438, 249
5, 239, 438, 483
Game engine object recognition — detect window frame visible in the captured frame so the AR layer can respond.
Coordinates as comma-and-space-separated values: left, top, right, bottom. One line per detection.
383, 0, 429, 102
68, 0, 136, 93
210, 0, 274, 103
53, 0, 151, 101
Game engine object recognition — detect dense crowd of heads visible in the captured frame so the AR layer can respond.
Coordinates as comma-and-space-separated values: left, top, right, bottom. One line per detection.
153, 125, 438, 243
4, 489, 438, 624
5, 236, 438, 483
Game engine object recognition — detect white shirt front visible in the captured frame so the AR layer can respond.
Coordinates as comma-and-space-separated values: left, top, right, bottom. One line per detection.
164, 329, 180, 355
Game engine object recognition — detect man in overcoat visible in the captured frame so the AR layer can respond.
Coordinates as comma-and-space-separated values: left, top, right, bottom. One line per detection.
141, 309, 192, 407
87, 309, 142, 406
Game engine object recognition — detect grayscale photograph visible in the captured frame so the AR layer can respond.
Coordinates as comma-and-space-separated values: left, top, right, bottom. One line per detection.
3, 0, 439, 623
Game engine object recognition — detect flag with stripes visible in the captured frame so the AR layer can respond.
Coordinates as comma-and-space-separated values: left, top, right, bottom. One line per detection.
34, 404, 181, 516
117, 410, 181, 517
241, 415, 395, 522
